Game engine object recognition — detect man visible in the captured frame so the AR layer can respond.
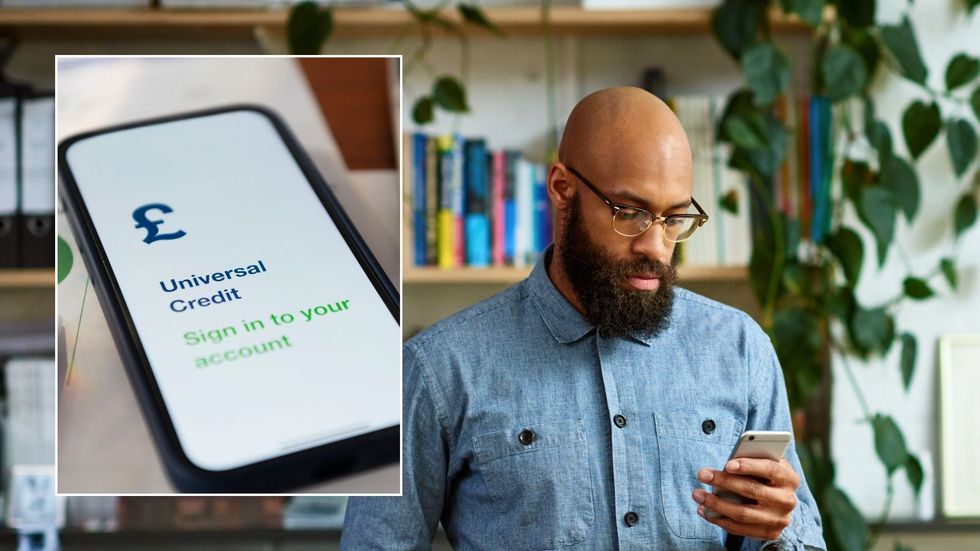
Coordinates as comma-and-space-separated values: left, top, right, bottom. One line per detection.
342, 87, 826, 550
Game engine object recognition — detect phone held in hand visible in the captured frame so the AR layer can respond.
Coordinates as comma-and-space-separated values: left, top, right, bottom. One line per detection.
704, 431, 792, 520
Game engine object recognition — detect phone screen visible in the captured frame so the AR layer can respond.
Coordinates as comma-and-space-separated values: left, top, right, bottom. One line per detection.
63, 109, 400, 472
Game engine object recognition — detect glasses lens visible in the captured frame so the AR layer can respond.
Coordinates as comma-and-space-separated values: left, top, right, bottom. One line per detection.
613, 208, 653, 236
664, 216, 700, 242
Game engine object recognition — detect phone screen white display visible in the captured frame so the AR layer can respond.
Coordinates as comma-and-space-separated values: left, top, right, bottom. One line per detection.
64, 110, 400, 471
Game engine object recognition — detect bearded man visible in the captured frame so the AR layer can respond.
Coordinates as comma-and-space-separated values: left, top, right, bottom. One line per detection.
342, 87, 827, 550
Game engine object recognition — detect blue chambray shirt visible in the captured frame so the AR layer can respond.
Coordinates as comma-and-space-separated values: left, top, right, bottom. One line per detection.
343, 252, 826, 551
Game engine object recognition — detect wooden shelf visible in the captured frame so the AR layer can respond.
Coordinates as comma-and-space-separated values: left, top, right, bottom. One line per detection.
0, 6, 811, 38
0, 268, 55, 289
404, 265, 747, 285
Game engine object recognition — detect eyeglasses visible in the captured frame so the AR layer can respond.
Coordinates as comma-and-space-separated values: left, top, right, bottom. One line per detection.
565, 165, 709, 241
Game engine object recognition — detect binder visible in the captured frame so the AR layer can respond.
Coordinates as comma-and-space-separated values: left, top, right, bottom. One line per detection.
18, 93, 55, 268
0, 94, 17, 267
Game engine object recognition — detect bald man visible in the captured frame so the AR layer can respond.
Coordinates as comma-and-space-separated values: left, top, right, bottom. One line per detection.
342, 88, 826, 550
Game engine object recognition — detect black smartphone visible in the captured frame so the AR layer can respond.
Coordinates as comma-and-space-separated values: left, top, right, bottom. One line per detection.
58, 105, 400, 492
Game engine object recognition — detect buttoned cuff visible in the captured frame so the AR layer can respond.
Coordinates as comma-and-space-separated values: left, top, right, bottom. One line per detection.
760, 500, 823, 551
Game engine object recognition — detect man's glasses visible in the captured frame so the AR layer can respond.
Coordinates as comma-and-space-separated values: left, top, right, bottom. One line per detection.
565, 165, 709, 241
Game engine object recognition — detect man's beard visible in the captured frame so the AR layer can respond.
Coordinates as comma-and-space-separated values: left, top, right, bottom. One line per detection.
557, 196, 679, 339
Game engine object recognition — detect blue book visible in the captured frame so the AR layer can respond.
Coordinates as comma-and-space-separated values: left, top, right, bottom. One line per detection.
412, 132, 427, 265
464, 139, 490, 267
504, 151, 519, 264
532, 164, 552, 256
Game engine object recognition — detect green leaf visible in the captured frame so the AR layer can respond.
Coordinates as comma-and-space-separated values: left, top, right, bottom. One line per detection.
432, 76, 469, 112
838, 0, 876, 28
902, 100, 941, 159
972, 86, 980, 123
850, 306, 895, 356
872, 414, 909, 473
824, 486, 868, 551
720, 189, 740, 214
880, 16, 929, 84
741, 43, 791, 106
841, 160, 874, 205
822, 44, 868, 101
773, 307, 822, 406
903, 277, 934, 300
880, 156, 919, 221
826, 227, 864, 286
725, 114, 768, 150
458, 4, 504, 36
947, 118, 979, 178
286, 1, 333, 55
969, 0, 980, 16
57, 236, 73, 284
946, 53, 980, 91
954, 193, 978, 239
827, 284, 856, 324
940, 257, 958, 290
782, 0, 825, 27
899, 333, 916, 390
412, 96, 434, 125
842, 25, 881, 82
857, 187, 896, 266
868, 121, 893, 165
895, 543, 915, 551
905, 453, 924, 497
711, 0, 765, 60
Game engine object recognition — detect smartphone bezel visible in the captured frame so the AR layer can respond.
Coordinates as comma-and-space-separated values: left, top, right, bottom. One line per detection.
58, 105, 400, 493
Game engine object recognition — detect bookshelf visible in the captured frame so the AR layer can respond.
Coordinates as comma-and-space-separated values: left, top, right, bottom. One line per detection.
0, 6, 813, 38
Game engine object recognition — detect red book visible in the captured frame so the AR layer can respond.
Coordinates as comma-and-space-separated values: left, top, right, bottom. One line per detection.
491, 150, 506, 266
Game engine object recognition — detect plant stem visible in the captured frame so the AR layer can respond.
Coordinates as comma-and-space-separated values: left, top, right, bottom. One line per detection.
833, 339, 873, 420
867, 478, 895, 550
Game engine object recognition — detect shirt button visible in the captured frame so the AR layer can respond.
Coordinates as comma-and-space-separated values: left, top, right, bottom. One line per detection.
613, 414, 627, 428
702, 419, 716, 435
624, 511, 639, 526
518, 429, 535, 446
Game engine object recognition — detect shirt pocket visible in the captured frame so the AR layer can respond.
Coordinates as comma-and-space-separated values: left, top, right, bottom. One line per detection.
654, 411, 742, 540
472, 418, 595, 551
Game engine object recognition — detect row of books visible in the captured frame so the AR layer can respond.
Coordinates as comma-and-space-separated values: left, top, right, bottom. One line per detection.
406, 133, 553, 269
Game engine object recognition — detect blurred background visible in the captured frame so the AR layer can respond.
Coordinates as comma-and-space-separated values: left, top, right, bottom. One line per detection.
0, 0, 978, 549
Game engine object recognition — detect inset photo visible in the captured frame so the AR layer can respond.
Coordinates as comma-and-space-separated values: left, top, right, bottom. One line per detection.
56, 56, 401, 494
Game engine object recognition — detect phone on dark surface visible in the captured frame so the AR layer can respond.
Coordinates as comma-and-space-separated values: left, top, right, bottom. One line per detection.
58, 105, 400, 492
705, 431, 791, 519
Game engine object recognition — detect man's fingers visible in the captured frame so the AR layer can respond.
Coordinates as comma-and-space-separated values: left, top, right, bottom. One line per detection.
725, 457, 800, 488
692, 489, 784, 526
698, 468, 790, 508
696, 504, 788, 542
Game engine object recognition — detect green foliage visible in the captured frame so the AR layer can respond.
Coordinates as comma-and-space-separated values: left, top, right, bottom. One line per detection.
902, 100, 941, 159
905, 453, 924, 497
848, 305, 894, 357
880, 156, 920, 221
837, 0, 876, 28
824, 486, 869, 551
774, 307, 823, 406
826, 227, 864, 286
946, 118, 978, 177
822, 44, 868, 100
782, 0, 825, 27
868, 121, 893, 164
872, 414, 908, 473
971, 86, 980, 122
458, 4, 504, 36
903, 277, 934, 300
433, 76, 469, 112
945, 53, 980, 91
899, 333, 916, 390
841, 25, 881, 83
880, 16, 929, 84
741, 43, 792, 106
720, 189, 740, 214
940, 257, 958, 290
287, 1, 333, 55
954, 193, 978, 238
412, 96, 434, 124
856, 187, 896, 266
711, 0, 766, 60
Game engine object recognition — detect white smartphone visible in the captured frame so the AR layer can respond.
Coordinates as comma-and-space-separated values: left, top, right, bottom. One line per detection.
704, 430, 792, 519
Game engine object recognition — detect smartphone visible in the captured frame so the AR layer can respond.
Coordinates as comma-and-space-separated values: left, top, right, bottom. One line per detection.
705, 430, 792, 519
58, 105, 400, 492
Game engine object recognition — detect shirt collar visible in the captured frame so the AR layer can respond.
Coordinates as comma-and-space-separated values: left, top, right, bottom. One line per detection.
527, 246, 663, 347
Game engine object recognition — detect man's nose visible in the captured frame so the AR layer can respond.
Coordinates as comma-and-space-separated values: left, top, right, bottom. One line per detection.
630, 220, 673, 264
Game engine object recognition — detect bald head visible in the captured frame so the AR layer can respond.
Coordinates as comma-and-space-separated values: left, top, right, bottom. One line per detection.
558, 87, 691, 187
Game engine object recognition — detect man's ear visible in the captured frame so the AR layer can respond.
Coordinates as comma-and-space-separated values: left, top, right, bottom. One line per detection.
547, 163, 576, 211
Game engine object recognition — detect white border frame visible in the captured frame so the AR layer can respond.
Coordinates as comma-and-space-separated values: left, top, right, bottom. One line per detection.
939, 333, 980, 518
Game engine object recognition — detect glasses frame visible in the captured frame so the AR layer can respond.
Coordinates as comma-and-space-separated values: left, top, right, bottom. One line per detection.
564, 164, 709, 241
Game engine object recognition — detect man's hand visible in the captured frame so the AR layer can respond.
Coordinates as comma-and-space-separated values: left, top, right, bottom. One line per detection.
691, 458, 800, 541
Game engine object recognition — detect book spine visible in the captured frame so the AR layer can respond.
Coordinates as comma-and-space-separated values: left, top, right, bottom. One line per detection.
424, 136, 438, 265
412, 132, 427, 266
437, 135, 455, 269
504, 150, 519, 264
465, 139, 490, 267
492, 150, 506, 266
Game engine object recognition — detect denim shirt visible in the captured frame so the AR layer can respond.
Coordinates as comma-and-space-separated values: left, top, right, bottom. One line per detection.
343, 254, 826, 551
